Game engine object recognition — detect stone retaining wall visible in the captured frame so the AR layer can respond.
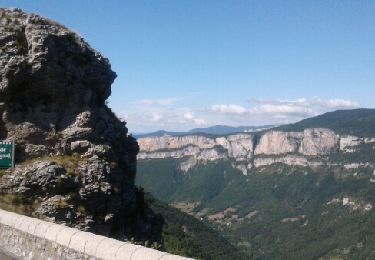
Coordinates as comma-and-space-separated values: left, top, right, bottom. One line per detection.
0, 209, 193, 260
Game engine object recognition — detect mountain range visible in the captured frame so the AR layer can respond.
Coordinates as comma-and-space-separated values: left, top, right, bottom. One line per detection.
136, 109, 375, 259
134, 125, 276, 138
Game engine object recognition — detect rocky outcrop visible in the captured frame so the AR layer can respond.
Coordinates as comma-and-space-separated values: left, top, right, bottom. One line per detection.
139, 135, 217, 151
339, 135, 375, 153
0, 8, 157, 242
254, 131, 302, 155
253, 156, 322, 168
138, 128, 373, 174
138, 134, 254, 172
254, 129, 338, 156
217, 134, 253, 159
299, 128, 338, 155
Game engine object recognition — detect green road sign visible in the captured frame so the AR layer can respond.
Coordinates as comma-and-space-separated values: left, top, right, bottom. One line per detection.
0, 141, 14, 168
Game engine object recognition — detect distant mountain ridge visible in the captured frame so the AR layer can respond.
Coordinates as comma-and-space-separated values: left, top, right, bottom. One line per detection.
134, 124, 276, 138
189, 124, 276, 135
276, 108, 375, 137
137, 109, 375, 174
135, 109, 375, 139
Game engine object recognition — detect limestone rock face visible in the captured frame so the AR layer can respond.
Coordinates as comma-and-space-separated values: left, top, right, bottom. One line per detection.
254, 156, 311, 168
138, 135, 217, 152
0, 8, 145, 238
254, 131, 302, 155
299, 128, 338, 156
138, 134, 253, 159
137, 128, 359, 174
253, 128, 338, 156
217, 134, 253, 159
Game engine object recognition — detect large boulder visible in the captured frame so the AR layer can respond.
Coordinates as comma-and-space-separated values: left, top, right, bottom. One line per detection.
0, 8, 153, 240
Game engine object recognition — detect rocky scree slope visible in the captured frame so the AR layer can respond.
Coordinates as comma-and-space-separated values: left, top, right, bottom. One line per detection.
0, 8, 152, 240
138, 127, 375, 175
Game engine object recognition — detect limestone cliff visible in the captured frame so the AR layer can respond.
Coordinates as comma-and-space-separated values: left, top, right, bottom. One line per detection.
138, 128, 375, 174
0, 8, 156, 241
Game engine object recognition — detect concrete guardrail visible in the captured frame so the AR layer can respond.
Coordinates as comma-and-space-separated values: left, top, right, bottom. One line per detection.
0, 208, 194, 260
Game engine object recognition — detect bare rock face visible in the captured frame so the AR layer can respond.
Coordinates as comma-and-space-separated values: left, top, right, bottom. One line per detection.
138, 135, 217, 151
298, 128, 338, 156
0, 8, 151, 240
138, 128, 346, 174
254, 131, 302, 155
216, 134, 253, 159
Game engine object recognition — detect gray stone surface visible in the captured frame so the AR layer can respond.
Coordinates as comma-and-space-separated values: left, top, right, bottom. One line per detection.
0, 249, 17, 260
115, 243, 142, 260
95, 238, 124, 259
131, 247, 167, 260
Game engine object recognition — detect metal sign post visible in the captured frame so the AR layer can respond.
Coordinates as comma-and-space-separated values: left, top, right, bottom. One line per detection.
12, 140, 15, 168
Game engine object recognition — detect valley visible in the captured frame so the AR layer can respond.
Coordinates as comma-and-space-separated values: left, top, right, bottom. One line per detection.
136, 109, 375, 259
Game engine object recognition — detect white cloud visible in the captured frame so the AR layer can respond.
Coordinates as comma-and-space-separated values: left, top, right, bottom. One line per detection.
117, 96, 361, 133
183, 112, 195, 120
133, 97, 183, 107
150, 113, 162, 122
259, 104, 312, 114
183, 112, 206, 125
119, 105, 207, 133
323, 98, 359, 109
193, 118, 206, 125
206, 97, 361, 127
211, 104, 247, 114
251, 97, 359, 115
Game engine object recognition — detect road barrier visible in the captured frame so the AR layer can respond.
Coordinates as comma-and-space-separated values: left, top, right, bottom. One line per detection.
0, 209, 193, 260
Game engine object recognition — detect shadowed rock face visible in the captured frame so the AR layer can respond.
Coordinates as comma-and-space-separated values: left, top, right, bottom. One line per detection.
0, 8, 157, 240
0, 8, 117, 147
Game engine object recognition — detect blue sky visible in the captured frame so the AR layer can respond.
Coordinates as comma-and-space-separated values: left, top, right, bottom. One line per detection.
1, 1, 375, 132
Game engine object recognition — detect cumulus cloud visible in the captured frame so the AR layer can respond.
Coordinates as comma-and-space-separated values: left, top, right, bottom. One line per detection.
150, 113, 162, 123
183, 112, 195, 120
118, 96, 361, 133
133, 97, 184, 107
207, 97, 361, 126
250, 97, 359, 115
259, 104, 312, 114
183, 112, 206, 125
314, 98, 360, 109
211, 104, 247, 114
118, 97, 207, 132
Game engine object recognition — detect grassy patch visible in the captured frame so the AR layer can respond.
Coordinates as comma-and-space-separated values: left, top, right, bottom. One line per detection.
19, 153, 83, 177
0, 193, 37, 216
0, 169, 8, 177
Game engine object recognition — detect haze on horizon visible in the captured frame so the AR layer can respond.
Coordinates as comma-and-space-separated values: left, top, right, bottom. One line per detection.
2, 0, 375, 132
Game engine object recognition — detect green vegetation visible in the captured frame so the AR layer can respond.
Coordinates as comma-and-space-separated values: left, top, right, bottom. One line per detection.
20, 154, 84, 177
0, 169, 8, 177
276, 108, 375, 137
137, 158, 375, 259
148, 197, 247, 260
136, 160, 248, 259
0, 193, 36, 215
329, 142, 375, 164
0, 154, 85, 216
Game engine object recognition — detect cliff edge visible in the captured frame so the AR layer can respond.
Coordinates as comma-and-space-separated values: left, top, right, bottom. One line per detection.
0, 8, 150, 240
